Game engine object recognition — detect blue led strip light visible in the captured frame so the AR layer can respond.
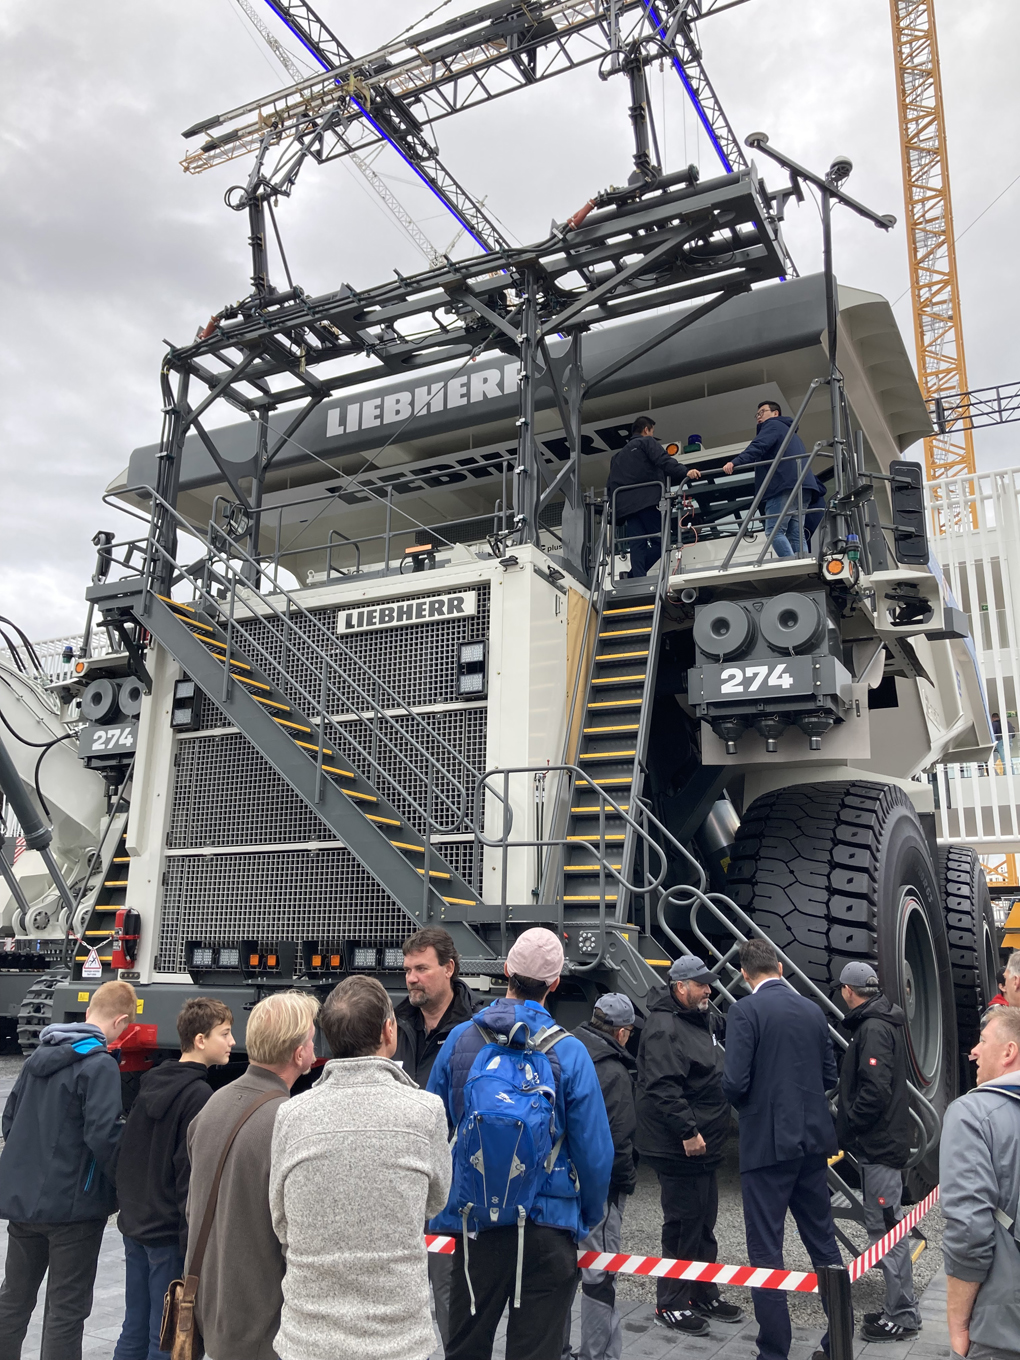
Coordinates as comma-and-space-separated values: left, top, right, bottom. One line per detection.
641, 0, 733, 174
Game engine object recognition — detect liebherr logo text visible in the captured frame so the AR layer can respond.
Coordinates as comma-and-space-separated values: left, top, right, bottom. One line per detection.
338, 592, 478, 635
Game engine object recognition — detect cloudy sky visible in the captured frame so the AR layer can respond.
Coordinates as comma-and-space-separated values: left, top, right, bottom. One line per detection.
2, 0, 1018, 639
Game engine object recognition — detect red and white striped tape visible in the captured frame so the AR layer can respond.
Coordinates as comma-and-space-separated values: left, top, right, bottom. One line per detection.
425, 1184, 940, 1293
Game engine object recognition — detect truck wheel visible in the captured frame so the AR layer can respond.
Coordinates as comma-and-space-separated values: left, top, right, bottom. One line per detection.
727, 780, 959, 1136
939, 844, 998, 1087
16, 967, 69, 1051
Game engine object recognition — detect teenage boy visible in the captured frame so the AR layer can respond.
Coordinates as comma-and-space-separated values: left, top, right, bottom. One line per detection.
0, 978, 137, 1360
112, 997, 235, 1360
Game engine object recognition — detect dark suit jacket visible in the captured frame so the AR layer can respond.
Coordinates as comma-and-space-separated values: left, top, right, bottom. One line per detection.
721, 977, 838, 1172
606, 436, 688, 520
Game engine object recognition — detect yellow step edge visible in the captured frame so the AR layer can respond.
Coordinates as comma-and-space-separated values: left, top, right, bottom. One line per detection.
391, 841, 426, 853
112, 857, 130, 863
75, 955, 113, 963
583, 725, 640, 734
564, 896, 618, 903
579, 750, 637, 760
155, 594, 194, 613
366, 814, 401, 826
591, 777, 633, 786
103, 880, 128, 888
564, 864, 622, 871
202, 637, 230, 650
341, 788, 377, 801
443, 897, 477, 906
603, 604, 655, 614
571, 804, 630, 813
568, 834, 626, 842
235, 675, 270, 691
273, 717, 312, 733
592, 674, 646, 684
226, 658, 252, 672
416, 868, 452, 879
322, 764, 356, 780
252, 696, 291, 711
644, 959, 672, 966
295, 739, 335, 756
594, 651, 649, 661
185, 618, 214, 634
598, 628, 653, 638
588, 699, 643, 708
84, 931, 113, 937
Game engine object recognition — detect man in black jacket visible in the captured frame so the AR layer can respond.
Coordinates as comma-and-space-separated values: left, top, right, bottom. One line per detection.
394, 927, 480, 1350
565, 993, 638, 1360
605, 416, 700, 577
636, 956, 742, 1337
112, 997, 235, 1360
0, 978, 136, 1360
835, 961, 920, 1343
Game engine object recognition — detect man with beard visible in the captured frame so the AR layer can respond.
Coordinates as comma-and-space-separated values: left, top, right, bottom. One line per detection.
635, 957, 743, 1337
395, 928, 480, 1349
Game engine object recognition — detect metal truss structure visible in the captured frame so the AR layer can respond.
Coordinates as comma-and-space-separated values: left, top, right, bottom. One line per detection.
890, 0, 975, 480
153, 165, 787, 580
932, 380, 1020, 434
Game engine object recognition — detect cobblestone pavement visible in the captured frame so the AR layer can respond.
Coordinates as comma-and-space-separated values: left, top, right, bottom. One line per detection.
0, 1056, 951, 1360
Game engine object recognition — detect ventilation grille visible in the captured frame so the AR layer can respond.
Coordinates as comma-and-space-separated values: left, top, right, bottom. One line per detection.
155, 850, 415, 974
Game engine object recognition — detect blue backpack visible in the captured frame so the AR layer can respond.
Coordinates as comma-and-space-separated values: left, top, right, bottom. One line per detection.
449, 1017, 570, 1311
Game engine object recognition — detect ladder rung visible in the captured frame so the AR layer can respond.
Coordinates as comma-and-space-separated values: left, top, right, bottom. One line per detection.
155, 594, 194, 613
591, 674, 646, 684
235, 675, 270, 690
587, 699, 643, 709
295, 740, 335, 756
366, 814, 401, 826
416, 868, 452, 879
252, 696, 291, 711
594, 651, 649, 661
583, 724, 640, 734
597, 628, 652, 638
274, 717, 312, 733
443, 897, 477, 906
603, 604, 655, 615
564, 896, 618, 903
579, 750, 637, 760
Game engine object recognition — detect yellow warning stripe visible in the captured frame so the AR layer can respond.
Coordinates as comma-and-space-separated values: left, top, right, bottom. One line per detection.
594, 651, 649, 661
416, 868, 452, 879
235, 675, 270, 690
568, 834, 626, 842
103, 880, 128, 888
252, 695, 291, 711
579, 750, 636, 760
366, 814, 401, 827
588, 699, 642, 708
564, 864, 622, 871
564, 896, 618, 903
294, 739, 335, 756
155, 594, 194, 613
341, 788, 377, 801
391, 841, 426, 853
273, 717, 312, 733
592, 674, 646, 684
583, 724, 639, 734
443, 897, 476, 906
598, 628, 652, 638
603, 603, 654, 614
571, 805, 630, 813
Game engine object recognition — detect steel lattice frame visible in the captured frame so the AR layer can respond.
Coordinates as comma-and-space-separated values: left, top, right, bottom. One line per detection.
890, 0, 975, 480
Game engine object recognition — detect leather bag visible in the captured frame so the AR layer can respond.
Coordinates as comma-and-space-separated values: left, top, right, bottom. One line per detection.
159, 1090, 282, 1356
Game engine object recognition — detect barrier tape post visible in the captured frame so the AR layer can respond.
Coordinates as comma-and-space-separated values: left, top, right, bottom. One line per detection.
818, 1265, 854, 1360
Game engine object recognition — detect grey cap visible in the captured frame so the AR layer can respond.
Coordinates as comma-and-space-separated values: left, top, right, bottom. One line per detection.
669, 955, 714, 984
595, 993, 636, 1026
840, 960, 879, 990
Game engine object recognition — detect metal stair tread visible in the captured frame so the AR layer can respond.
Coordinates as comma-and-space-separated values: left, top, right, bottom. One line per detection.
583, 724, 640, 734
594, 650, 650, 661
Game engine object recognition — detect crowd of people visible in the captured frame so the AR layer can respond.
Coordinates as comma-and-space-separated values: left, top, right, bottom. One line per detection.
0, 934, 1017, 1360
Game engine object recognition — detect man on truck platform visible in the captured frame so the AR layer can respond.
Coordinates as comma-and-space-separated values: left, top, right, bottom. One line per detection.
721, 400, 825, 558
606, 416, 700, 578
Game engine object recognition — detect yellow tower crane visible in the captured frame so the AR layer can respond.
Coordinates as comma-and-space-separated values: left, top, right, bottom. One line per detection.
889, 0, 976, 480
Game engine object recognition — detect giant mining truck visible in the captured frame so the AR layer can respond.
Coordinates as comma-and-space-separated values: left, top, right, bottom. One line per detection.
0, 168, 997, 1203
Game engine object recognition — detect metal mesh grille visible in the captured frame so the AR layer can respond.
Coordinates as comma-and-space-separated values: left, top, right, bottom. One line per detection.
155, 851, 415, 974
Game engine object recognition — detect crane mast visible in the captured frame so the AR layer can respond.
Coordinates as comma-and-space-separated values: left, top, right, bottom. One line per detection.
890, 0, 975, 479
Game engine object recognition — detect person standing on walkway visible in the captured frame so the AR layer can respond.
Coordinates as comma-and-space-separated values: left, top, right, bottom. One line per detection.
185, 990, 319, 1360
606, 416, 699, 578
428, 927, 613, 1360
270, 975, 451, 1360
721, 400, 824, 558
0, 978, 136, 1360
834, 961, 920, 1342
1000, 950, 1020, 1007
635, 957, 743, 1337
565, 993, 639, 1360
940, 1006, 1020, 1360
721, 939, 844, 1360
112, 997, 235, 1360
395, 929, 480, 1354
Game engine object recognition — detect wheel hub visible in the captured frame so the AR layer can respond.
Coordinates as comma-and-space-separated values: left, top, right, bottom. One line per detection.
898, 890, 942, 1087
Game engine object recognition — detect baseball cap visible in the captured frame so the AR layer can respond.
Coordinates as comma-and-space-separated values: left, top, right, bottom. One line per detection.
839, 961, 879, 990
669, 955, 714, 984
506, 928, 565, 986
595, 993, 635, 1027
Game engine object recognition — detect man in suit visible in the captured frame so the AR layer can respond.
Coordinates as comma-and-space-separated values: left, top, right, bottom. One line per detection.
721, 939, 844, 1360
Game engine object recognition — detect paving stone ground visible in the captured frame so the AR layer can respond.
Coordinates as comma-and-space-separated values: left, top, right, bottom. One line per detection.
0, 1056, 951, 1360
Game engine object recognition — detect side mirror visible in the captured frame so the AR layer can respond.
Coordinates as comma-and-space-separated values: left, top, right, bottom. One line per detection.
888, 461, 929, 565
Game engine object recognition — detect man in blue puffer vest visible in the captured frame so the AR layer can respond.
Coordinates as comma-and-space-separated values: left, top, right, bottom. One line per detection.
0, 978, 136, 1360
722, 400, 826, 557
428, 928, 613, 1360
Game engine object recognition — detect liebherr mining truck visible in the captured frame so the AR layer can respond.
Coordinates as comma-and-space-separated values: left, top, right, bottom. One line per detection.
0, 169, 997, 1205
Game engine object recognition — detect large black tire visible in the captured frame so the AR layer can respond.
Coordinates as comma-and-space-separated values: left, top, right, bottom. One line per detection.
727, 781, 959, 1150
16, 968, 69, 1051
939, 844, 998, 1088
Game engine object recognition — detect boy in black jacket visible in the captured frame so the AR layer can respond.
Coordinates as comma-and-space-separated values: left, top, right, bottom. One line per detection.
835, 961, 920, 1343
112, 997, 234, 1360
0, 978, 136, 1360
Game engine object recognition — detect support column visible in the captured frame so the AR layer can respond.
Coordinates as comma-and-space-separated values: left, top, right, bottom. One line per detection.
514, 270, 540, 546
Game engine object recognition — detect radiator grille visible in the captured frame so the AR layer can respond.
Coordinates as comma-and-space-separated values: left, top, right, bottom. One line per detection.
155, 850, 414, 974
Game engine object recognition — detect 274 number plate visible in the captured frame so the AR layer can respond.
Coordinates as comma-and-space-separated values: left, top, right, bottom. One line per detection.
79, 722, 138, 757
692, 656, 816, 703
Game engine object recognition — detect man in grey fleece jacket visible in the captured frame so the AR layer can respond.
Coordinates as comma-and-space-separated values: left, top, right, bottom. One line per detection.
939, 1006, 1020, 1360
270, 975, 451, 1360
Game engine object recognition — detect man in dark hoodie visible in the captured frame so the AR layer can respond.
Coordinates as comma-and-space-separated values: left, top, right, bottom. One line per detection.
636, 956, 742, 1337
394, 928, 480, 1349
835, 961, 919, 1342
605, 415, 700, 578
112, 997, 235, 1360
722, 400, 825, 558
0, 977, 136, 1360
565, 993, 638, 1360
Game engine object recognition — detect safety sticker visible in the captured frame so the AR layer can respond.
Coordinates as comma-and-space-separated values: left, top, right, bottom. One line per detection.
82, 948, 103, 980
